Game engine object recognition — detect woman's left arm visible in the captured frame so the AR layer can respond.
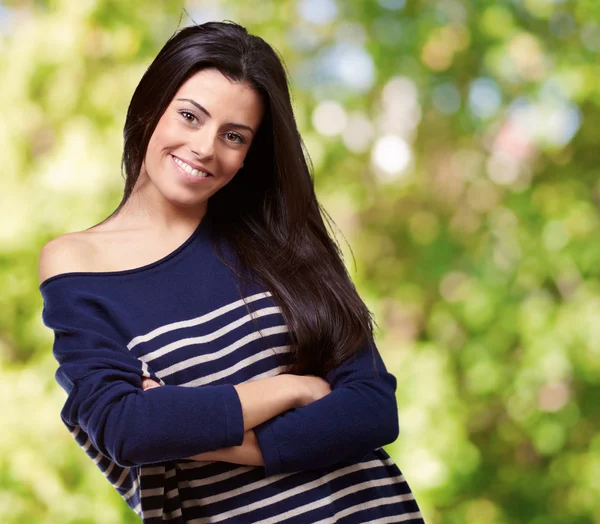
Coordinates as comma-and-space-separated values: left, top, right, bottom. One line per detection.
250, 338, 399, 476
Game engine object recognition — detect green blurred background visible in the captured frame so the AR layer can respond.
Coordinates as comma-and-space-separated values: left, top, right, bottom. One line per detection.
2, 0, 600, 522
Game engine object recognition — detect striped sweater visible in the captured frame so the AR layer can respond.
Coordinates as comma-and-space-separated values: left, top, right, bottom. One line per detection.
39, 215, 424, 523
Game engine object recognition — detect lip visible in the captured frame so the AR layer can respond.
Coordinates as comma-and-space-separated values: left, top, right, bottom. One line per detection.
170, 154, 213, 177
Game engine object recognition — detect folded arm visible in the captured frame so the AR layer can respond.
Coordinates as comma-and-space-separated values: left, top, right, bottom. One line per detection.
41, 279, 297, 468
192, 338, 399, 476
253, 339, 399, 476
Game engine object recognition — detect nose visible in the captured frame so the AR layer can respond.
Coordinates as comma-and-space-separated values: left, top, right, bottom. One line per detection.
190, 129, 216, 160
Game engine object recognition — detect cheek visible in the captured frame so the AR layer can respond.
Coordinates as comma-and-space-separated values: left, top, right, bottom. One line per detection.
147, 121, 179, 156
216, 155, 243, 181
222, 148, 247, 167
145, 132, 163, 162
161, 121, 184, 144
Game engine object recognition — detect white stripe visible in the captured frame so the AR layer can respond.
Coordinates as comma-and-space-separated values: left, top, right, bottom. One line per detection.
250, 475, 409, 524
176, 465, 254, 490
166, 487, 180, 498
139, 360, 165, 384
103, 461, 115, 478
184, 458, 394, 521
114, 467, 130, 489
311, 494, 420, 524
143, 508, 165, 519
141, 487, 164, 497
181, 345, 290, 387
362, 511, 424, 524
128, 291, 273, 350
158, 325, 288, 379
163, 508, 183, 520
238, 366, 287, 383
70, 426, 80, 438
141, 306, 284, 364
132, 503, 141, 516
82, 439, 92, 452
123, 478, 139, 501
141, 466, 165, 476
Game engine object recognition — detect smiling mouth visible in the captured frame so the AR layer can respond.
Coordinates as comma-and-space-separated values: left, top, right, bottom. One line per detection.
170, 155, 213, 177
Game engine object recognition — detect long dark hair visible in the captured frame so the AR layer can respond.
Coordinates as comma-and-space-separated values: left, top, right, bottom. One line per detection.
97, 20, 377, 377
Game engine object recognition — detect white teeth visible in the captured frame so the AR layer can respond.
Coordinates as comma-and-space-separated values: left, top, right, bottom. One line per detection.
173, 156, 210, 177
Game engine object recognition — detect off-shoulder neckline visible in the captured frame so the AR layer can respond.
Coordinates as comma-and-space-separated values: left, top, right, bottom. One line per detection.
39, 215, 208, 291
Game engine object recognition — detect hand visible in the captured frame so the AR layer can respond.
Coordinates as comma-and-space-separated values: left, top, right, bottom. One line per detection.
142, 377, 161, 390
186, 429, 264, 466
292, 374, 332, 408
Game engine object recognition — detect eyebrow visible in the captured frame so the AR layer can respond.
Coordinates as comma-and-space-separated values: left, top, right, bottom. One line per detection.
176, 98, 255, 135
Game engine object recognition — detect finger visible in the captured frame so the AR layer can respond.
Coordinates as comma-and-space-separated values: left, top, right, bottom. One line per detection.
142, 378, 161, 390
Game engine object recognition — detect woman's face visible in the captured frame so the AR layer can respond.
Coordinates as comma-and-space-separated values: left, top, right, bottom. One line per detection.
140, 67, 265, 209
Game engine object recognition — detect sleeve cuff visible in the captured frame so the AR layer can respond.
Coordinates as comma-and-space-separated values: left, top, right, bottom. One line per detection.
253, 420, 282, 476
222, 384, 245, 447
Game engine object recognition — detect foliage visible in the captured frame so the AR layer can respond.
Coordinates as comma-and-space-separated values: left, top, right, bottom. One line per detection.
1, 0, 599, 522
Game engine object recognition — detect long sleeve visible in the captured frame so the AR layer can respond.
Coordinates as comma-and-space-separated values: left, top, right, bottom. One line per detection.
41, 280, 245, 468
253, 337, 399, 476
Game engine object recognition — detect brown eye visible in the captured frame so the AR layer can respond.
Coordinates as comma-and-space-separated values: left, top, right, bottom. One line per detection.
179, 111, 198, 124
226, 132, 245, 144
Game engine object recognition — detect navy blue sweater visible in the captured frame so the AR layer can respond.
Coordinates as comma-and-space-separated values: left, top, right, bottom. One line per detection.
39, 215, 424, 523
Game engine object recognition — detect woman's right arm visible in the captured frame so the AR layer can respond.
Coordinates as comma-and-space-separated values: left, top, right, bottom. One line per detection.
232, 374, 331, 431
143, 373, 332, 432
232, 375, 299, 431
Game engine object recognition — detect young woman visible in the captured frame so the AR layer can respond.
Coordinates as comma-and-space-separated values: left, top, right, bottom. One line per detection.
38, 21, 424, 523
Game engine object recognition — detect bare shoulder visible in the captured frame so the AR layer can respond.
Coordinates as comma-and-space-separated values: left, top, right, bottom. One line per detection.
38, 219, 196, 286
38, 231, 98, 286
